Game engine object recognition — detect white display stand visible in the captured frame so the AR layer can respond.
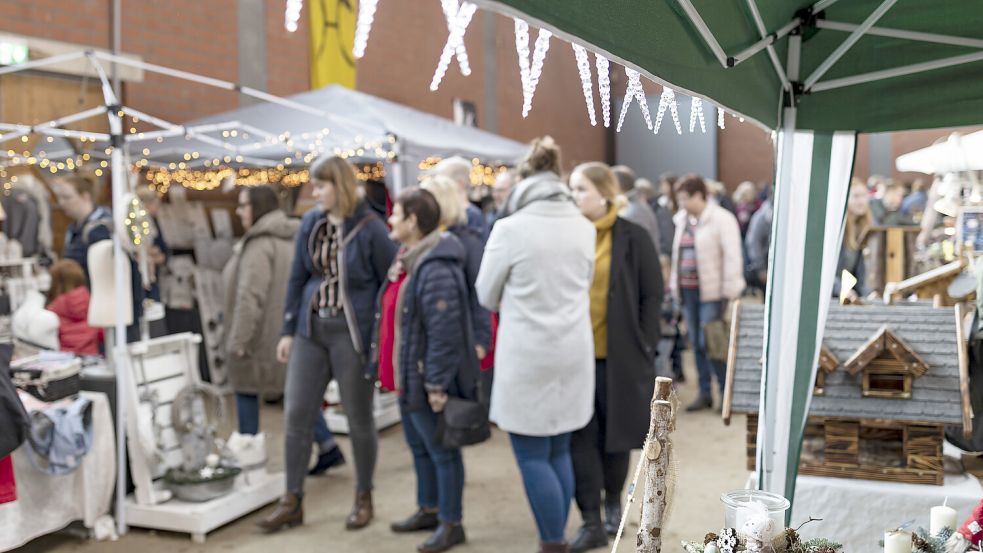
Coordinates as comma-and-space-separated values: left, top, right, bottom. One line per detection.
124, 469, 282, 544
323, 383, 401, 434
122, 333, 282, 542
748, 471, 982, 552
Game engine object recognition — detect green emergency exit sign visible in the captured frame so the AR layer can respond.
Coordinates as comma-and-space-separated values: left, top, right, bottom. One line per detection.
0, 41, 28, 66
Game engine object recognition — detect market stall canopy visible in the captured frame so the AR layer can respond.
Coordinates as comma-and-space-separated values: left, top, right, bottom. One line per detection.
473, 0, 983, 133
896, 131, 983, 174
146, 85, 527, 170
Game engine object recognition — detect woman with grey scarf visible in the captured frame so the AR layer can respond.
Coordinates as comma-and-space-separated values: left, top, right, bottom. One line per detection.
476, 137, 596, 553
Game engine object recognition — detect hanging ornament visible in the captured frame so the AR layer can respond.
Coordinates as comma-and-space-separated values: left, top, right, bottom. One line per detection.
514, 18, 552, 118
689, 97, 706, 133
616, 68, 653, 133
284, 0, 303, 32
430, 1, 478, 91
718, 106, 726, 129
353, 0, 380, 59
571, 44, 597, 126
654, 87, 682, 135
595, 54, 611, 128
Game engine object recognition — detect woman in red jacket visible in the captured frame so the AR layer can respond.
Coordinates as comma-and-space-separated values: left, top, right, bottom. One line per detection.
47, 259, 102, 355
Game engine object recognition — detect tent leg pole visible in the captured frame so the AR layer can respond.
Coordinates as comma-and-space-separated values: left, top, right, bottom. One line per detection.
110, 115, 130, 538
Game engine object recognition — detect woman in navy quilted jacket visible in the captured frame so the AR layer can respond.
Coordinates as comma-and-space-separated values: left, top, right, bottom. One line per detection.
369, 188, 477, 553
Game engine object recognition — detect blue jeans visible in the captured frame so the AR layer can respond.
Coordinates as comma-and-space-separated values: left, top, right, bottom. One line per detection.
680, 288, 726, 399
235, 393, 336, 451
510, 433, 574, 544
402, 407, 465, 523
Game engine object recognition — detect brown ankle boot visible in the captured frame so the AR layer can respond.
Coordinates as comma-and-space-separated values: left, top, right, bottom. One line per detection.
345, 490, 373, 530
540, 542, 570, 553
255, 493, 303, 533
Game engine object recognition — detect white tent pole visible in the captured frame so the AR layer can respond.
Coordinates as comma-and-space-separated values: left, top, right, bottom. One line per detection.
119, 107, 181, 132
124, 128, 185, 143
812, 0, 843, 12
0, 50, 86, 77
803, 0, 897, 90
738, 1, 795, 90
36, 128, 111, 142
0, 123, 28, 131
390, 137, 406, 195
811, 49, 983, 92
816, 20, 983, 50
676, 0, 730, 68
43, 106, 109, 128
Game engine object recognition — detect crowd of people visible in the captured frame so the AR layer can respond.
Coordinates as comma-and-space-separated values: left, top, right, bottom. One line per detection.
32, 133, 933, 553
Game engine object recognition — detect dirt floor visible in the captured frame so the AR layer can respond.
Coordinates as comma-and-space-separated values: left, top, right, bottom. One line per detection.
15, 354, 750, 553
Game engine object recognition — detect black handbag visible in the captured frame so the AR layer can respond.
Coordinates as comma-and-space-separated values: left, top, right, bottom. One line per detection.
435, 394, 490, 448
0, 343, 30, 458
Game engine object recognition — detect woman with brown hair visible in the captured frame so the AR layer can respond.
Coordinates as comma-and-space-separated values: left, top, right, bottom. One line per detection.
257, 156, 398, 533
834, 180, 874, 301
46, 259, 102, 356
567, 162, 662, 552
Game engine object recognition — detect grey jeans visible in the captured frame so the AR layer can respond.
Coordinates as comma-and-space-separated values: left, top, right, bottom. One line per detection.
284, 314, 377, 495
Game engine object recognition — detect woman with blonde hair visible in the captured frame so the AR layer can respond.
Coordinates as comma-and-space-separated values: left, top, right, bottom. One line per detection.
834, 180, 874, 301
477, 137, 595, 553
420, 176, 492, 363
567, 162, 662, 552
258, 156, 398, 533
732, 181, 759, 236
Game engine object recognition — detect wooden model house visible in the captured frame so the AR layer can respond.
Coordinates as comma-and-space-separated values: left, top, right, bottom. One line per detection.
884, 259, 971, 306
724, 304, 971, 486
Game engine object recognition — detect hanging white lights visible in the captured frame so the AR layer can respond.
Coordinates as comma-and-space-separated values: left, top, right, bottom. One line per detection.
717, 106, 726, 129
514, 18, 552, 118
284, 0, 303, 32
689, 97, 706, 133
430, 1, 478, 91
616, 68, 653, 133
654, 87, 682, 135
353, 0, 380, 59
595, 54, 611, 128
572, 44, 596, 126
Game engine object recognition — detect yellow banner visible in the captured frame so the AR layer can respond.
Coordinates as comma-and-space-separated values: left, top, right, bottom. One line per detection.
309, 0, 357, 89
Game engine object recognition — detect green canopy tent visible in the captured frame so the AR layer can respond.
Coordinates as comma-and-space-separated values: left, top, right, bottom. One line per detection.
470, 0, 983, 513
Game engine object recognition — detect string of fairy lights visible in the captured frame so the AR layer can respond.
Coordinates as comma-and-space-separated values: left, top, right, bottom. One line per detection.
417, 156, 509, 187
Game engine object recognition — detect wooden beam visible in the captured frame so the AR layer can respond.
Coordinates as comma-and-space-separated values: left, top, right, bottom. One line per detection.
955, 303, 974, 440
845, 326, 887, 375
885, 228, 906, 285
722, 299, 742, 426
819, 343, 841, 374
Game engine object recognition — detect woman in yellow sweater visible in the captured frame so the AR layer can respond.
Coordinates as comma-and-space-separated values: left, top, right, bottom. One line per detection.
567, 162, 663, 552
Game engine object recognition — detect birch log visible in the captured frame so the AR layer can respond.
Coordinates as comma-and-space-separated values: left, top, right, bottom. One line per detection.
638, 377, 674, 553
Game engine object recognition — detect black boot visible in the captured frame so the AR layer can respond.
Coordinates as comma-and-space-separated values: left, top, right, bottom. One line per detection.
685, 396, 713, 412
418, 522, 466, 553
308, 444, 346, 476
391, 508, 440, 533
569, 522, 607, 553
604, 500, 622, 536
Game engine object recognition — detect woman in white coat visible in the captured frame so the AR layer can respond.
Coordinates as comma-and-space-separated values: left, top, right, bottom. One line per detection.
476, 137, 595, 553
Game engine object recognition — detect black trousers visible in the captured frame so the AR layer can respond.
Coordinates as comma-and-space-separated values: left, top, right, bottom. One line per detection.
571, 359, 631, 524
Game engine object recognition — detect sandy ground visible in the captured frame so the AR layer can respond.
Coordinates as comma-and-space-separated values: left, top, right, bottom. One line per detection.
15, 353, 749, 553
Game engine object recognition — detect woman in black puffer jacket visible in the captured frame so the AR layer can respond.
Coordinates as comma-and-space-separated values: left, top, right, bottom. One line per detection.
369, 188, 478, 553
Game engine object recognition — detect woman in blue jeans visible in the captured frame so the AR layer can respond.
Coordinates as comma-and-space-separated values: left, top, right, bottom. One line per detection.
669, 175, 745, 411
476, 138, 596, 553
368, 188, 479, 553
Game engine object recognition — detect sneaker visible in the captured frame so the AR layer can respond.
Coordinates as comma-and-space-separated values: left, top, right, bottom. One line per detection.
685, 396, 713, 412
309, 444, 346, 476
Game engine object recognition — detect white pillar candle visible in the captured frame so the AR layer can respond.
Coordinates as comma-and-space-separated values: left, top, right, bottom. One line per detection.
930, 504, 958, 536
885, 530, 913, 553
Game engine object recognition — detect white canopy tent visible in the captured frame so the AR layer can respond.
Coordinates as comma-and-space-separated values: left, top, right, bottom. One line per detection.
149, 85, 528, 191
896, 130, 983, 174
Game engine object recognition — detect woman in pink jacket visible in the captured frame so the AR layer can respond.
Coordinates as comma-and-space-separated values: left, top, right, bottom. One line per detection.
669, 175, 745, 412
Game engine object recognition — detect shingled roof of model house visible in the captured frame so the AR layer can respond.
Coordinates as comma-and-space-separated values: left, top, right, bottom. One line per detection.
729, 304, 963, 424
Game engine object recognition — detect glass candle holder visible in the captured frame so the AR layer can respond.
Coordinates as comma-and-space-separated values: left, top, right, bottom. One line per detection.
720, 490, 790, 540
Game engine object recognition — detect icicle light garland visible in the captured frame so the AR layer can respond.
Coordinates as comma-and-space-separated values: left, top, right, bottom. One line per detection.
514, 18, 552, 118
617, 69, 653, 132
284, 0, 303, 32
431, 1, 478, 91
689, 97, 706, 133
595, 54, 611, 128
654, 87, 682, 135
718, 107, 726, 129
352, 0, 380, 59
572, 44, 597, 126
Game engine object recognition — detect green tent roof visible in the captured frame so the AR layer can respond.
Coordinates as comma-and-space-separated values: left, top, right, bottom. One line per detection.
474, 0, 983, 132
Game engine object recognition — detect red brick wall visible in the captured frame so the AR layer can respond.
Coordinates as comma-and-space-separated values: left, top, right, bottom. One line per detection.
265, 0, 310, 97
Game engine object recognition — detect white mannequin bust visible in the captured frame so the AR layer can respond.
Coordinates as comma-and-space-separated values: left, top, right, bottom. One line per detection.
87, 239, 134, 328
12, 290, 59, 350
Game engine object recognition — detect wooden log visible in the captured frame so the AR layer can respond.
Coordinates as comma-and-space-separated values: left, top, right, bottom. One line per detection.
722, 300, 742, 426
886, 228, 906, 285
955, 303, 974, 439
637, 399, 672, 553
